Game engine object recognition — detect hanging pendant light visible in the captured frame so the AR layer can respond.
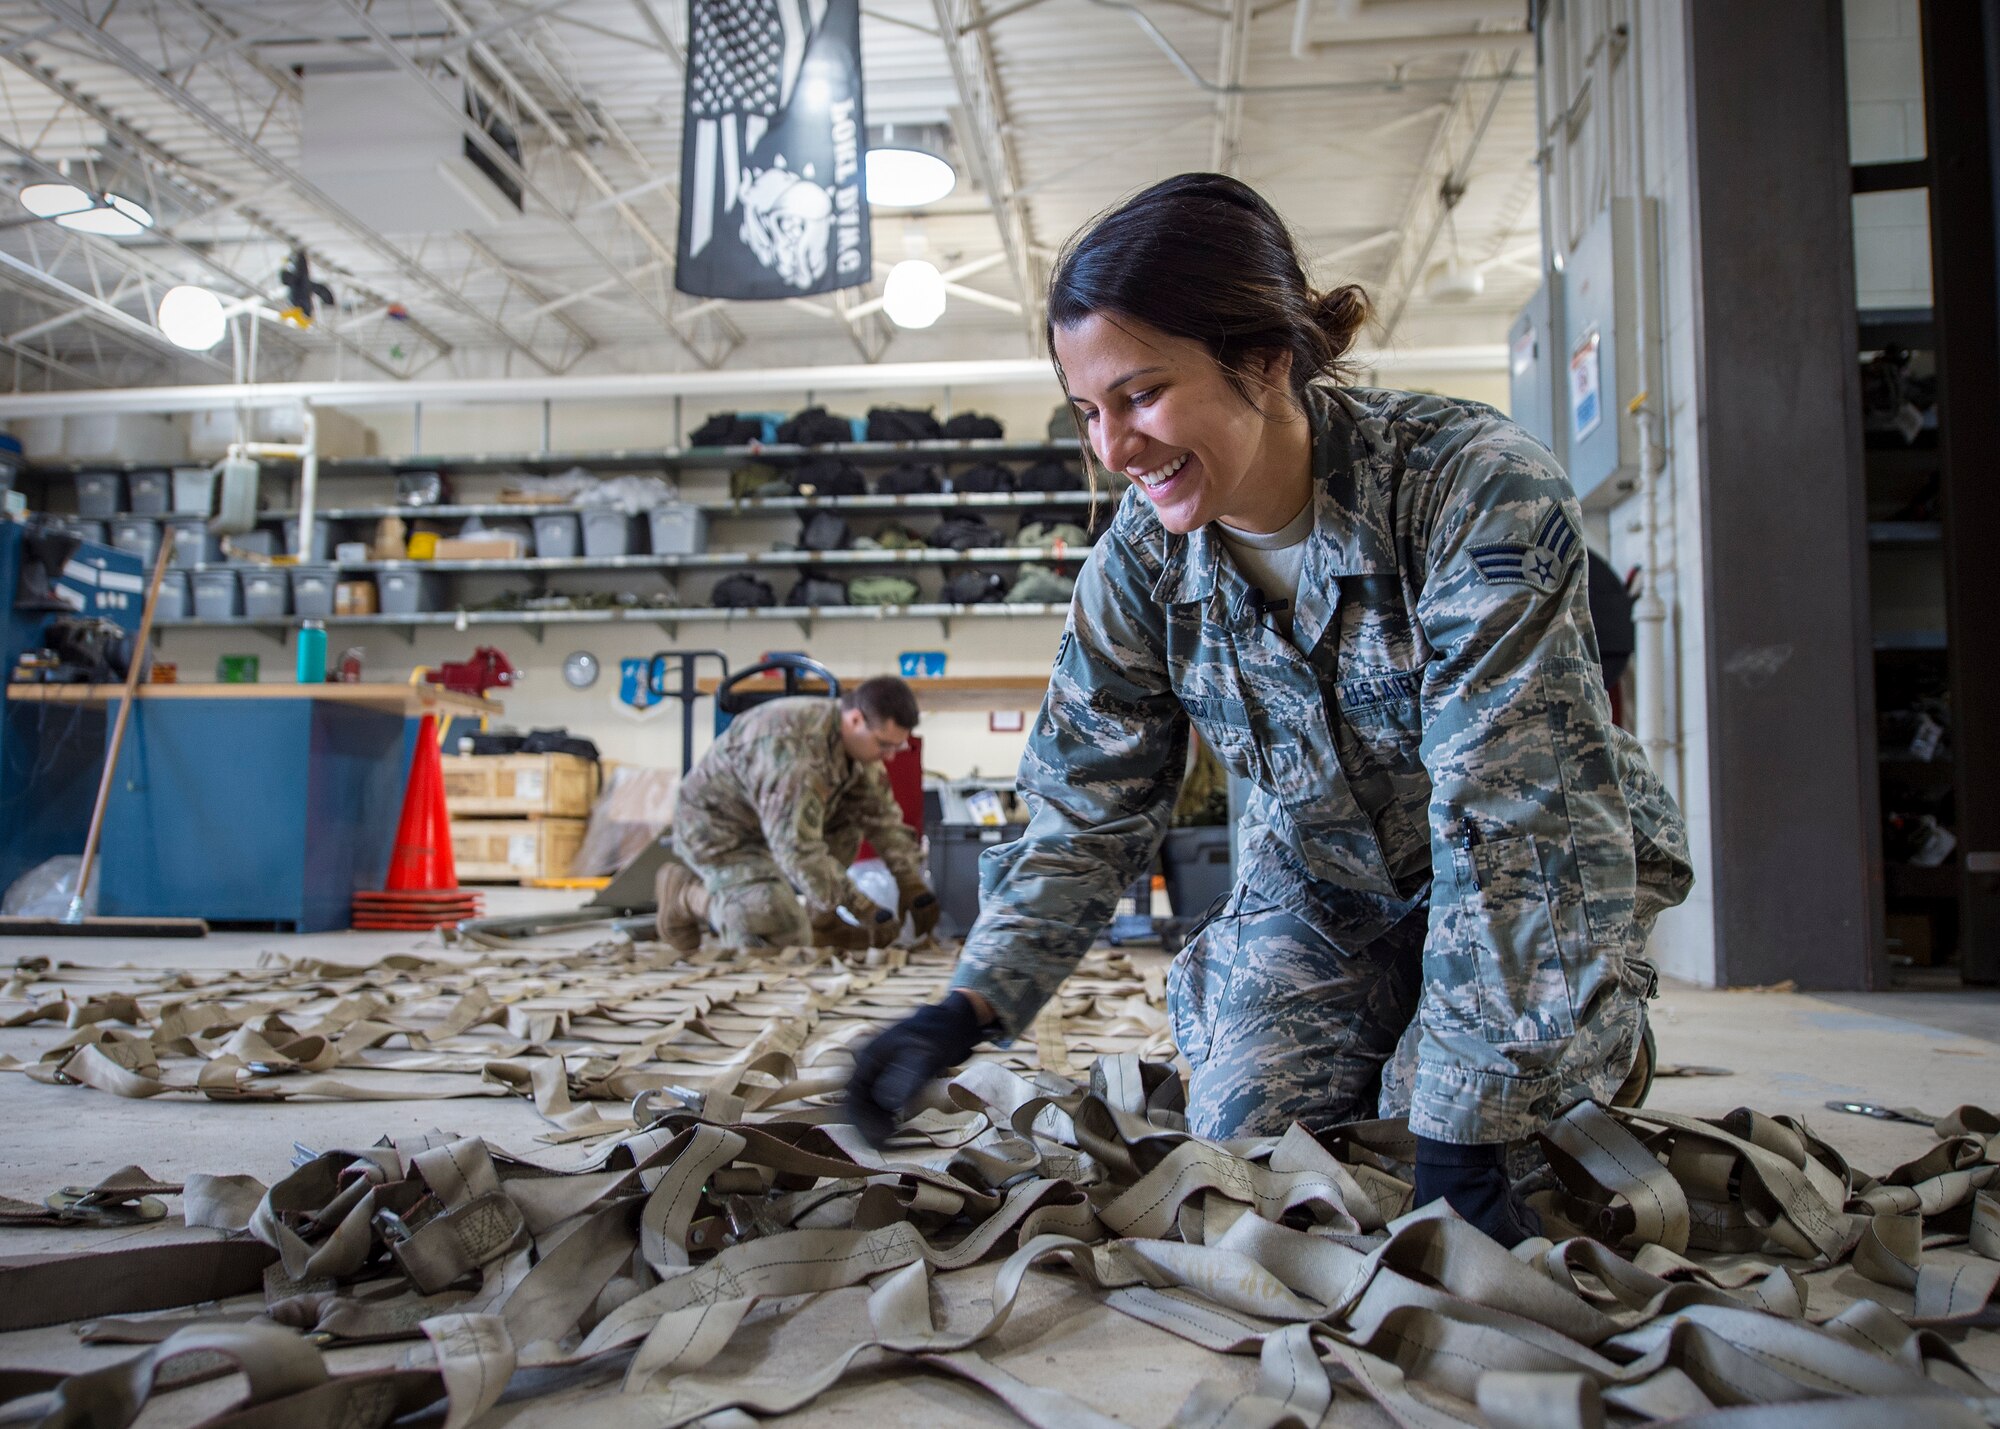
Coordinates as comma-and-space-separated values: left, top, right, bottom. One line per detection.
865, 124, 957, 209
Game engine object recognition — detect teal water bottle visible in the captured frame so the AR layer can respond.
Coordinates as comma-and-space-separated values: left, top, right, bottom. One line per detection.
296, 619, 327, 683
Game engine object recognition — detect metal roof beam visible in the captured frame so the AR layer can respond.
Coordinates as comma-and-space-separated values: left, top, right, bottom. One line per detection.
932, 0, 1040, 342
0, 248, 231, 372
1211, 0, 1252, 173
32, 0, 572, 372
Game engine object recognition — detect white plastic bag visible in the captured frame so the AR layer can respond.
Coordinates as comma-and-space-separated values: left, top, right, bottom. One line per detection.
2, 855, 96, 918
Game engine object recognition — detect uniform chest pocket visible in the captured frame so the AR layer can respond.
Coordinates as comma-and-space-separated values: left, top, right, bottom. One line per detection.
1332, 668, 1423, 751
1462, 834, 1577, 1045
1178, 694, 1261, 782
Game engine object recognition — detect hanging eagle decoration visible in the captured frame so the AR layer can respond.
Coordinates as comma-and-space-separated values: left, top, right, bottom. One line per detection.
278, 248, 336, 329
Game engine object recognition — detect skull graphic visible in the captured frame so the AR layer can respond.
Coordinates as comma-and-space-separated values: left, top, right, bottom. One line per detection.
738, 160, 835, 291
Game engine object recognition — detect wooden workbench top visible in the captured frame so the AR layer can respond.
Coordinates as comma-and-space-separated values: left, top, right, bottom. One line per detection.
693, 674, 1048, 713
5, 681, 501, 718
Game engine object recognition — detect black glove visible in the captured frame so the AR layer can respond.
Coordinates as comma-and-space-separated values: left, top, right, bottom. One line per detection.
902, 888, 940, 938
845, 993, 987, 1146
1414, 1138, 1543, 1248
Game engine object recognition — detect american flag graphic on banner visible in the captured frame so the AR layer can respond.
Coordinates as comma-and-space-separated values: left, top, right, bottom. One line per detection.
676, 0, 870, 300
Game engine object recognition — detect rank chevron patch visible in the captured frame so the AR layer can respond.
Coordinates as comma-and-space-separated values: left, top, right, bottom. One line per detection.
1468, 504, 1580, 594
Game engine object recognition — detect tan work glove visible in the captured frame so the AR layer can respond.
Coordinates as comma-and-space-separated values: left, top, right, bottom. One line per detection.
899, 884, 940, 939
810, 909, 871, 951
846, 894, 899, 948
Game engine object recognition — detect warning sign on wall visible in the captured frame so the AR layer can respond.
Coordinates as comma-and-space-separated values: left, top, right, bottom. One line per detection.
1570, 329, 1603, 442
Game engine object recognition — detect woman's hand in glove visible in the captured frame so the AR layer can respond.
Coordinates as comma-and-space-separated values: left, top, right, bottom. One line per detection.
844, 992, 987, 1146
1413, 1138, 1543, 1248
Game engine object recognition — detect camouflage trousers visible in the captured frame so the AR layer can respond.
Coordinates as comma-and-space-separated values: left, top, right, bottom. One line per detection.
671, 826, 868, 950
1167, 881, 1647, 1141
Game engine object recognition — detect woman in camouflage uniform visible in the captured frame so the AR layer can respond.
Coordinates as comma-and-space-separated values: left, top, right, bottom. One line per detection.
849, 174, 1692, 1244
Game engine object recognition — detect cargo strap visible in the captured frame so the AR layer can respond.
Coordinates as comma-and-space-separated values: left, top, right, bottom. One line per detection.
2, 943, 1997, 1428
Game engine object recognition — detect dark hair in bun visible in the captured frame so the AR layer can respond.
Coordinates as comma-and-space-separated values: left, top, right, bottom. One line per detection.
1045, 172, 1371, 415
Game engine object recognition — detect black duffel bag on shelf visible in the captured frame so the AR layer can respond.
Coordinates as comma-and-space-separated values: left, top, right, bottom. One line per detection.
951, 461, 1015, 494
799, 511, 852, 551
777, 407, 855, 445
940, 412, 1004, 439
691, 412, 764, 445
787, 571, 850, 606
876, 462, 942, 496
791, 455, 867, 497
520, 728, 601, 761
1017, 457, 1085, 492
866, 406, 942, 442
928, 514, 1006, 551
712, 572, 778, 608
941, 568, 1007, 604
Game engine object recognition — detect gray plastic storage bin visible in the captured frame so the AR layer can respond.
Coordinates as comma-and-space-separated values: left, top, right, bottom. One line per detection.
127, 469, 171, 515
240, 568, 291, 618
282, 516, 332, 561
580, 508, 639, 557
1161, 826, 1233, 919
74, 471, 123, 519
171, 466, 216, 514
154, 571, 190, 622
166, 517, 220, 568
110, 518, 159, 564
927, 822, 1025, 938
648, 504, 708, 555
192, 569, 241, 619
376, 569, 445, 614
227, 529, 277, 559
53, 517, 107, 545
532, 513, 580, 559
290, 566, 337, 617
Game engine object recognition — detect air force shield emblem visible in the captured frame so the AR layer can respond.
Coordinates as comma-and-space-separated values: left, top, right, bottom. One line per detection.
1469, 504, 1580, 594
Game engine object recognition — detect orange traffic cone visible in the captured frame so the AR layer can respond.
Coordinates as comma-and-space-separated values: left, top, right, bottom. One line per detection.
356, 714, 479, 929
386, 714, 457, 890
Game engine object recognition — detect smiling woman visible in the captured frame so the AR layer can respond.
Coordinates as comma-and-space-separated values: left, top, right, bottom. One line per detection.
846, 172, 1695, 1251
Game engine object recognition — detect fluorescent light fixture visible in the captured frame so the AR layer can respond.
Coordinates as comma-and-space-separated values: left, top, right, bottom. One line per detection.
866, 148, 956, 208
882, 259, 947, 329
19, 182, 92, 218
1423, 257, 1485, 303
157, 284, 228, 351
54, 193, 153, 238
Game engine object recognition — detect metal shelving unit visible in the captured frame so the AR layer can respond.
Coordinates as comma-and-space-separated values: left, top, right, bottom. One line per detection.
39, 435, 1108, 628
23, 436, 1087, 478
148, 600, 1074, 644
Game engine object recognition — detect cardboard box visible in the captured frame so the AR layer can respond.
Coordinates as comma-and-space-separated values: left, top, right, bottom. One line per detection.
452, 817, 586, 883
443, 753, 599, 817
434, 536, 526, 560
335, 580, 379, 615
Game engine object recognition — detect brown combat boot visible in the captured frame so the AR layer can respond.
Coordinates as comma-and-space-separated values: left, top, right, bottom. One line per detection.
654, 860, 710, 952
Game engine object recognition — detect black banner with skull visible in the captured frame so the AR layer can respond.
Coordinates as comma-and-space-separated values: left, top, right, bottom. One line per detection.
675, 0, 870, 300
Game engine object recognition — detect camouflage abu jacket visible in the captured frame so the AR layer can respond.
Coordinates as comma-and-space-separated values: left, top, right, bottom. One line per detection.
673, 697, 924, 913
951, 384, 1694, 1144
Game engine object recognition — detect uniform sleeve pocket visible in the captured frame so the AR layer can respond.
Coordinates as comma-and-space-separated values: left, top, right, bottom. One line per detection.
1467, 834, 1577, 1044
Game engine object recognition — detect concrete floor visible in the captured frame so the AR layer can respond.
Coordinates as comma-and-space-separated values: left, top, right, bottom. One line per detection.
1, 898, 1995, 1425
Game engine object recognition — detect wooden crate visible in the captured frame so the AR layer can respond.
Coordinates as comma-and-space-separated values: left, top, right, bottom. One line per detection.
452, 817, 587, 884
442, 753, 598, 817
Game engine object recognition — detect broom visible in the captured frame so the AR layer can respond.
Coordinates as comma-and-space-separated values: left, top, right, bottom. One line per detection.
0, 532, 207, 938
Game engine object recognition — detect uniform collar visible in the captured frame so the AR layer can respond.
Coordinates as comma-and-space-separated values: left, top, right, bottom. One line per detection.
1151, 384, 1399, 612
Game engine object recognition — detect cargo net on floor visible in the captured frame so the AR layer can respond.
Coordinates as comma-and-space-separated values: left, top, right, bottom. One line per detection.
0, 937, 1997, 1429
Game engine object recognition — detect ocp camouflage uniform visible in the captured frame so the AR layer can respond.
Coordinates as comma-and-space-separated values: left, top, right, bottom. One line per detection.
950, 384, 1694, 1145
673, 698, 924, 947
